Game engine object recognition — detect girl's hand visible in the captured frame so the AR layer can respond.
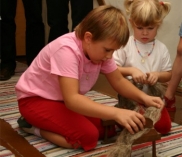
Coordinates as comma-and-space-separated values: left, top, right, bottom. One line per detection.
146, 72, 159, 85
114, 108, 146, 134
143, 95, 164, 108
131, 68, 147, 84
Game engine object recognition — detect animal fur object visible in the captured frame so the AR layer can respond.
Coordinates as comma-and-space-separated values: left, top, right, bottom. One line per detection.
108, 81, 164, 157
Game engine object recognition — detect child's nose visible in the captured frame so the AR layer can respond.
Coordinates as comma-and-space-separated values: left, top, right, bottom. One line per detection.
142, 29, 148, 35
106, 52, 113, 59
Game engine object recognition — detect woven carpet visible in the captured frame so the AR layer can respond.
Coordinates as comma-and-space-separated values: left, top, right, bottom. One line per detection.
0, 62, 182, 157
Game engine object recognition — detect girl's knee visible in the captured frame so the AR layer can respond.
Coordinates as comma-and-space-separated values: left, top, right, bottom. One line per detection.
154, 121, 171, 134
80, 126, 99, 151
154, 108, 171, 134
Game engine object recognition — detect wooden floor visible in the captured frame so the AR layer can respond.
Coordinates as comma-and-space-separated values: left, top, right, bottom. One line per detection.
16, 55, 27, 64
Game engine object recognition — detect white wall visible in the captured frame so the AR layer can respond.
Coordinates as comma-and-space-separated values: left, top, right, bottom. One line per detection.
93, 0, 182, 63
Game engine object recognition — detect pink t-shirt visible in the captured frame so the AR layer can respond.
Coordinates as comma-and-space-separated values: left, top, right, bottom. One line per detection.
15, 32, 117, 101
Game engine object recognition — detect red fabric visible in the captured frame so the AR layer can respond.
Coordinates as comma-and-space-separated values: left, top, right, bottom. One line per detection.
164, 96, 176, 112
154, 107, 171, 134
18, 96, 116, 151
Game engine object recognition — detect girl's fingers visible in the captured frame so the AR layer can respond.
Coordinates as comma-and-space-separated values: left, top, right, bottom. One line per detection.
125, 124, 135, 134
130, 121, 139, 133
125, 115, 145, 134
134, 117, 145, 131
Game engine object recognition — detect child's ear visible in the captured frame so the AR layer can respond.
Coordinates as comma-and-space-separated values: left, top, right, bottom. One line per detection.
84, 32, 93, 44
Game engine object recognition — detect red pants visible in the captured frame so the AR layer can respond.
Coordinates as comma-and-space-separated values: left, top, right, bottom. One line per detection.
154, 107, 171, 134
18, 96, 116, 151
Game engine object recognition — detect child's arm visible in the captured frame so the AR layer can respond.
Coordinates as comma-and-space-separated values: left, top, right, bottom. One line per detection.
114, 48, 147, 84
105, 68, 164, 108
58, 76, 145, 134
117, 65, 147, 84
146, 70, 171, 85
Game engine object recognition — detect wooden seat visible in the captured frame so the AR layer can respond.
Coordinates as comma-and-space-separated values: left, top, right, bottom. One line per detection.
101, 118, 161, 157
0, 119, 44, 157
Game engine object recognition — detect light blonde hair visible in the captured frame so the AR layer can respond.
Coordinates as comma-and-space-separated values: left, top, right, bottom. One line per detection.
75, 5, 129, 47
124, 0, 171, 26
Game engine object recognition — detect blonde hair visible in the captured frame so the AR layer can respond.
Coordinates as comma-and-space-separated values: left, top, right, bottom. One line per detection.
75, 5, 129, 47
124, 0, 171, 26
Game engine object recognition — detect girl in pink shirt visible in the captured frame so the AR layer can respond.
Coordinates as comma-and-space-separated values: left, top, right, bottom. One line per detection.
15, 5, 164, 151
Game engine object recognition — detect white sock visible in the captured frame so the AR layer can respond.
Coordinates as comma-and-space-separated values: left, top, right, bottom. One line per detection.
22, 126, 41, 137
34, 127, 41, 137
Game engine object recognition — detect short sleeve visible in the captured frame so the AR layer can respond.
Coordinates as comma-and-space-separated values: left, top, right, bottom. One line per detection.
113, 48, 126, 66
50, 46, 79, 79
179, 23, 182, 37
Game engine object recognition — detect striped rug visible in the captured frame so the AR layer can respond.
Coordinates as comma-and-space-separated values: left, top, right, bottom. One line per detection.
0, 62, 182, 157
